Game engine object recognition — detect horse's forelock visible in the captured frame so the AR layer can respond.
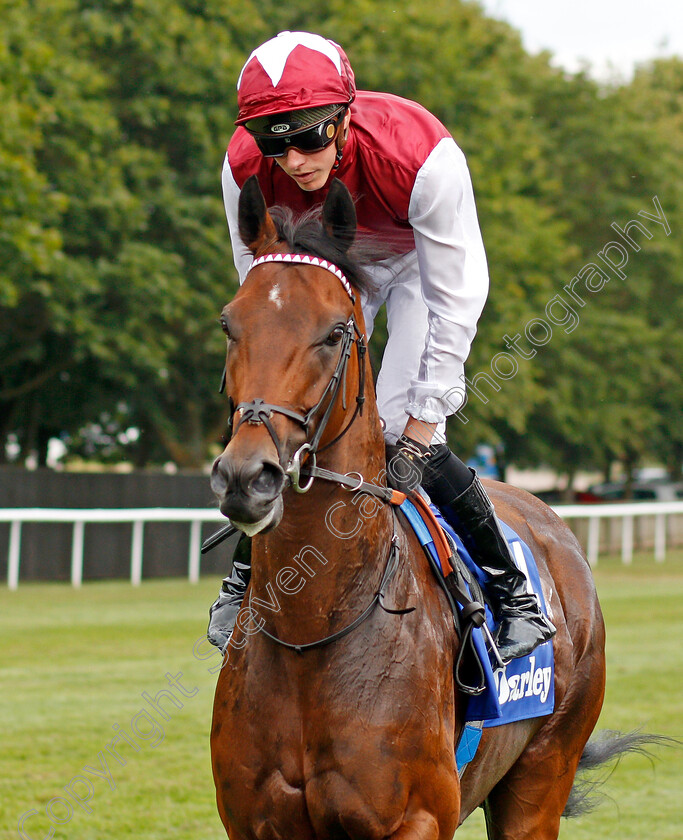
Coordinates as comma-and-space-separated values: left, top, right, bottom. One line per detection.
268, 205, 379, 298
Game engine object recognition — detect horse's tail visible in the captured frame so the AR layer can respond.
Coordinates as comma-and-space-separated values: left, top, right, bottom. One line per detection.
563, 729, 676, 818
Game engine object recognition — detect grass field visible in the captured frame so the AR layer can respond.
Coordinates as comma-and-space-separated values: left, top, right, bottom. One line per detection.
1, 551, 681, 840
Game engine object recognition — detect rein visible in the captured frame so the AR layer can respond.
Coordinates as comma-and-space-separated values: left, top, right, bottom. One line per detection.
250, 510, 414, 655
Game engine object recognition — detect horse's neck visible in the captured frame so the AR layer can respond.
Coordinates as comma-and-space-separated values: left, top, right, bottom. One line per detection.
251, 403, 393, 639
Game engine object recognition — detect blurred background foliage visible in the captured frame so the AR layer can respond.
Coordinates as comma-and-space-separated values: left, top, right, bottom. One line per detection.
1, 0, 681, 485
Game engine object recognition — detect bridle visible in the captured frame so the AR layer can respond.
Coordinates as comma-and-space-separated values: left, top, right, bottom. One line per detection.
213, 252, 490, 683
222, 253, 391, 498
215, 252, 414, 652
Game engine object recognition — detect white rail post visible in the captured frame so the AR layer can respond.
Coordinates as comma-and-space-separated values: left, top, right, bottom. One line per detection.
131, 519, 144, 586
654, 513, 666, 563
587, 516, 600, 567
621, 514, 634, 564
188, 520, 201, 584
8, 520, 22, 591
71, 520, 85, 588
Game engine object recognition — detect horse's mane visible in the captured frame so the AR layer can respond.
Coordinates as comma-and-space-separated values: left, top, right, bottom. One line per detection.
269, 205, 384, 298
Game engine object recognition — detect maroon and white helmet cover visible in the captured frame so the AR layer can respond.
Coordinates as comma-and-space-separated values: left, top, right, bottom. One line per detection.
236, 30, 356, 125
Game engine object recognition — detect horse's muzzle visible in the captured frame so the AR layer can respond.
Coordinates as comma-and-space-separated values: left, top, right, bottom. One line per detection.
211, 451, 286, 534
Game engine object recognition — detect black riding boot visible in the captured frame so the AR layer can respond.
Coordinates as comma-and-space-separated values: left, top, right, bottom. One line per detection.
207, 534, 252, 653
421, 446, 556, 664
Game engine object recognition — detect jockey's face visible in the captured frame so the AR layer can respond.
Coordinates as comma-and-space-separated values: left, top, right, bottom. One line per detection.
275, 111, 351, 192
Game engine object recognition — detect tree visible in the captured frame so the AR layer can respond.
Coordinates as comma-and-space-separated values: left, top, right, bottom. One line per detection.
1, 0, 680, 478
1, 0, 241, 466
622, 59, 683, 479
512, 56, 683, 483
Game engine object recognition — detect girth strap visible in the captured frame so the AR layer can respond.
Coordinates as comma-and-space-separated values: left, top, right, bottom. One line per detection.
409, 491, 455, 576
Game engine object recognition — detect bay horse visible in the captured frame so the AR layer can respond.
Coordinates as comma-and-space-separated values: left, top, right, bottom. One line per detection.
210, 175, 614, 839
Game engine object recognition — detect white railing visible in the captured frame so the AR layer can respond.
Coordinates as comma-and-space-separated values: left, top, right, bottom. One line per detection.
552, 500, 683, 566
3, 501, 683, 589
1, 508, 225, 591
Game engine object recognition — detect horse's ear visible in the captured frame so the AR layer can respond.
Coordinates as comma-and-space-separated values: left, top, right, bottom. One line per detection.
238, 175, 278, 255
322, 179, 356, 253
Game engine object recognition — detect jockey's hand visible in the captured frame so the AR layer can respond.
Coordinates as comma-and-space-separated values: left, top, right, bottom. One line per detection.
207, 593, 234, 653
385, 435, 432, 494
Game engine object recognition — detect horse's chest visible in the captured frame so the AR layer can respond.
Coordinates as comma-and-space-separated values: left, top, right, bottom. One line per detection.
217, 707, 420, 840
212, 641, 455, 838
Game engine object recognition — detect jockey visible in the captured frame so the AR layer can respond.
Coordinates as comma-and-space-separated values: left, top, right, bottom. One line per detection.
208, 31, 555, 664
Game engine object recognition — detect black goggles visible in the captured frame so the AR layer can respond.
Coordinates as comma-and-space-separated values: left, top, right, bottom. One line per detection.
248, 109, 346, 158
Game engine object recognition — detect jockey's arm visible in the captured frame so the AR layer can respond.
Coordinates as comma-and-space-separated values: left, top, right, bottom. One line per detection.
222, 153, 253, 283
402, 417, 438, 447
405, 137, 489, 436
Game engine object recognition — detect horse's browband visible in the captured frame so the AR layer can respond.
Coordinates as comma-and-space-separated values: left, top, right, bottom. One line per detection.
249, 253, 355, 302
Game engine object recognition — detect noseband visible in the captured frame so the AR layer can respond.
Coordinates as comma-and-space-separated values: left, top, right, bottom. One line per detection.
224, 253, 368, 491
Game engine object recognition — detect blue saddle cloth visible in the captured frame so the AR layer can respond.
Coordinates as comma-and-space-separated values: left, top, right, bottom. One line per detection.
399, 498, 555, 733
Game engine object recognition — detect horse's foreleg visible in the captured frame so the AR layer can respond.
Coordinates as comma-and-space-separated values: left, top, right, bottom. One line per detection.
389, 810, 441, 839
221, 819, 248, 840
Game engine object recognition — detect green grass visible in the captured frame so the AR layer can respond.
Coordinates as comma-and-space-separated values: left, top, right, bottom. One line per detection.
1, 552, 681, 840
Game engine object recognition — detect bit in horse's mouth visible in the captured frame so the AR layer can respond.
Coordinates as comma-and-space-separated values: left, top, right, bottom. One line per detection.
224, 496, 283, 536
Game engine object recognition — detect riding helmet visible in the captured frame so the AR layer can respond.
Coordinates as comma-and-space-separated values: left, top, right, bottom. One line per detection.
235, 31, 356, 126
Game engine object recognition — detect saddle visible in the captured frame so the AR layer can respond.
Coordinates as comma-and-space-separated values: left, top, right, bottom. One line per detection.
399, 493, 556, 774
398, 492, 500, 696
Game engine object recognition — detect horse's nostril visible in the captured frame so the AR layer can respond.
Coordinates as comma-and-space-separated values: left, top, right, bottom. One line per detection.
251, 462, 285, 498
210, 457, 230, 495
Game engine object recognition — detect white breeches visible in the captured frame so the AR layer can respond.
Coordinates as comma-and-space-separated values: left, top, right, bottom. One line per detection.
363, 251, 447, 443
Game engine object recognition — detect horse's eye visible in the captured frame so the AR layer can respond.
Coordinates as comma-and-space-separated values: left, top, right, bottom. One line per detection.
219, 317, 231, 338
325, 325, 345, 346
